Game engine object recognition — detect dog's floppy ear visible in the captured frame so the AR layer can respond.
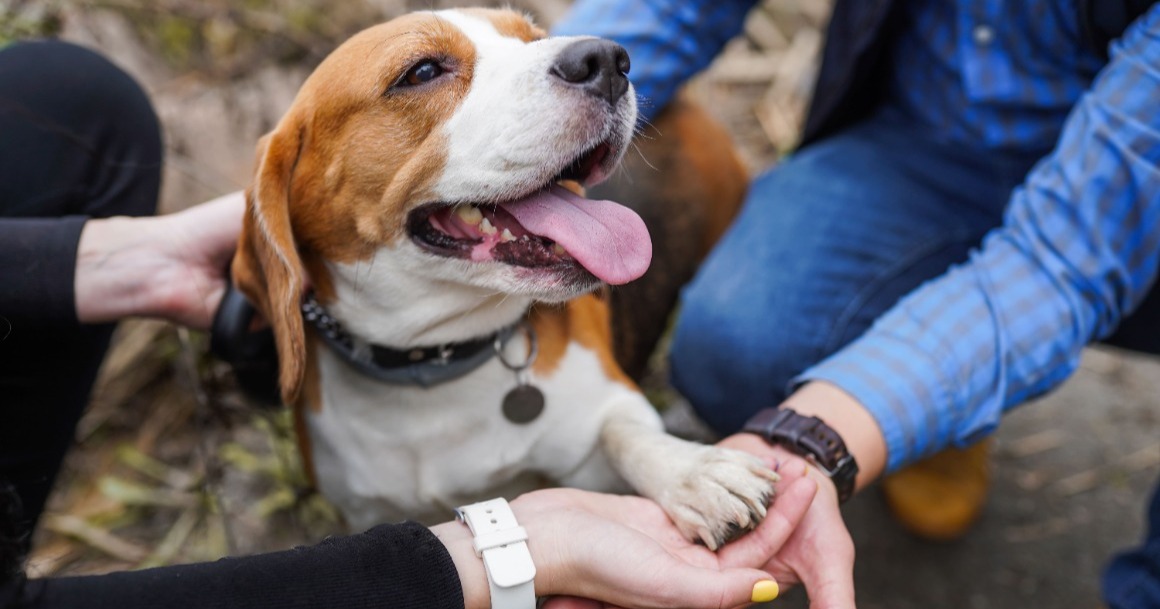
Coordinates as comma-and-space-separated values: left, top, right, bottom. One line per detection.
233, 121, 307, 405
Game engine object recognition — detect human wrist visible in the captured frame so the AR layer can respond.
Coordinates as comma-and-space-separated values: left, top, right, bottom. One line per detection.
449, 498, 540, 609
434, 498, 569, 609
431, 520, 492, 609
75, 215, 162, 323
721, 434, 839, 499
75, 208, 227, 327
779, 381, 887, 490
508, 498, 568, 599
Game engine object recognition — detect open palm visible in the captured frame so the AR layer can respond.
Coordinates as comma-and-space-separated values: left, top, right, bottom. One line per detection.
520, 476, 819, 609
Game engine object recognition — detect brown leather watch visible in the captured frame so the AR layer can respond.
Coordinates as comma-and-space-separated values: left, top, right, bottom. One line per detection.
742, 407, 859, 503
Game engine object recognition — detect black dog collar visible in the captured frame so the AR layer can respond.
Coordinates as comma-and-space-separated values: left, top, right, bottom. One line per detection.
300, 293, 516, 388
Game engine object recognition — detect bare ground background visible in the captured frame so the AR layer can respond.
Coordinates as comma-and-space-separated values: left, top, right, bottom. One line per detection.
2, 1, 1158, 607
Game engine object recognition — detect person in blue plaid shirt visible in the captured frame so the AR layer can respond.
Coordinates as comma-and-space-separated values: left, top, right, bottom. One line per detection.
554, 1, 1160, 607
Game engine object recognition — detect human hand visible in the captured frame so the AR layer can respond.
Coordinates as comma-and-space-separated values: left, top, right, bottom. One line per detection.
433, 480, 818, 609
714, 433, 857, 609
75, 191, 244, 328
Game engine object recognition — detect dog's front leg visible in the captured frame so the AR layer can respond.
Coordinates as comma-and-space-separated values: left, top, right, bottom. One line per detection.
599, 405, 780, 550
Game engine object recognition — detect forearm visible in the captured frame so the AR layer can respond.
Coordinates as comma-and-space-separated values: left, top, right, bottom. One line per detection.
794, 6, 1160, 475
430, 521, 489, 609
74, 215, 177, 324
780, 382, 887, 490
0, 217, 89, 325
4, 522, 464, 609
73, 191, 243, 329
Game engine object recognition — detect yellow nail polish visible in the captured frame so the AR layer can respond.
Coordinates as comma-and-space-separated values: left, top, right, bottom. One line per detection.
751, 579, 779, 602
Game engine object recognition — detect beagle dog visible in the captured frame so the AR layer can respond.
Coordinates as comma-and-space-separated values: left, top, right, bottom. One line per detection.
233, 8, 775, 549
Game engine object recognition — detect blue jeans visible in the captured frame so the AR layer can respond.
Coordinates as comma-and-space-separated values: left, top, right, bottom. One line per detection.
1104, 480, 1160, 609
668, 105, 1160, 608
670, 106, 1041, 434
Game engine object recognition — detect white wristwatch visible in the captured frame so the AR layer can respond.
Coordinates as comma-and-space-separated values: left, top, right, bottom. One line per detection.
455, 498, 537, 609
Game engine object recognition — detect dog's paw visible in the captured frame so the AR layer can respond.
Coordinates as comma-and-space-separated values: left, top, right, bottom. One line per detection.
661, 445, 780, 550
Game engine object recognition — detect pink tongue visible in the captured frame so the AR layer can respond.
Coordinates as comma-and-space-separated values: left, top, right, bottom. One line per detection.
499, 184, 652, 285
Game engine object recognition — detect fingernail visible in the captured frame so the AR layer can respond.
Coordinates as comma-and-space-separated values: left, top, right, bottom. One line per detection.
751, 579, 779, 602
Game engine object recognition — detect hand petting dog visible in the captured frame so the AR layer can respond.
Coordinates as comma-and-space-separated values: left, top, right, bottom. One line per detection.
74, 190, 244, 329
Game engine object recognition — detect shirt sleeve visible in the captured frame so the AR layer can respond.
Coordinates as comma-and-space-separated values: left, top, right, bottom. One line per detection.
550, 0, 759, 123
797, 6, 1160, 473
1, 522, 464, 609
0, 217, 88, 327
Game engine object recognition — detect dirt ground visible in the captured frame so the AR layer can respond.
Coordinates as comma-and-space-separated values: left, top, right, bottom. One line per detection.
5, 0, 1158, 606
665, 346, 1160, 608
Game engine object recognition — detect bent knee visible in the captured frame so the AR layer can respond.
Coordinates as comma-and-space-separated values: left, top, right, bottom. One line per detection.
669, 285, 826, 435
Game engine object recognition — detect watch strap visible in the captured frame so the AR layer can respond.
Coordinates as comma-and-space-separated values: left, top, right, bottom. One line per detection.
743, 407, 859, 503
456, 498, 536, 609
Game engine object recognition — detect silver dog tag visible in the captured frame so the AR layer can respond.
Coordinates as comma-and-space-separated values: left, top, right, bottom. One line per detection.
496, 322, 545, 425
502, 384, 545, 424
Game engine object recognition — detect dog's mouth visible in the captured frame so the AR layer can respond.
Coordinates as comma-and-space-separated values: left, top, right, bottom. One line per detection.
407, 142, 652, 285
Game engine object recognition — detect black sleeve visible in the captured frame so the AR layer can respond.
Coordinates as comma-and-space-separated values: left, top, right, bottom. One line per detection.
1, 522, 465, 609
0, 218, 88, 326
0, 40, 163, 329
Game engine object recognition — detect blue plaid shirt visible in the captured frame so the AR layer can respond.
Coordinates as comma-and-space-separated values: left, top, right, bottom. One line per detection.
553, 0, 758, 123
554, 2, 1160, 472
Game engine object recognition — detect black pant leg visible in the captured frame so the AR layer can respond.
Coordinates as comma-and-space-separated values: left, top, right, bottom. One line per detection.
0, 40, 162, 540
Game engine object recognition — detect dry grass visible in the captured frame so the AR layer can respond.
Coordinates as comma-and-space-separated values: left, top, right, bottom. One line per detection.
15, 0, 833, 576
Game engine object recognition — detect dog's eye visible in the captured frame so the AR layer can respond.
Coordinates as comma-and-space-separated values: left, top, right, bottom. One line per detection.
400, 60, 443, 87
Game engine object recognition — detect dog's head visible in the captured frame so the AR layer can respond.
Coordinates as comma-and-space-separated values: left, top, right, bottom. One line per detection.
233, 9, 649, 403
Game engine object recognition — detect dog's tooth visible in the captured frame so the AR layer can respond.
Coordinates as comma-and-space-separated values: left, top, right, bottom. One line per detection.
552, 244, 566, 256
479, 217, 497, 235
456, 205, 483, 226
500, 228, 516, 242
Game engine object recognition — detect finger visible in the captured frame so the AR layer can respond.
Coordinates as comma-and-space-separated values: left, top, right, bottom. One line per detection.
771, 454, 814, 482
800, 529, 856, 609
718, 476, 817, 569
794, 490, 856, 609
563, 532, 780, 609
652, 565, 779, 609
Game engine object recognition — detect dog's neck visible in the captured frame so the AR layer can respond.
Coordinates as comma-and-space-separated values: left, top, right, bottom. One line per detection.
324, 252, 533, 348
301, 292, 520, 387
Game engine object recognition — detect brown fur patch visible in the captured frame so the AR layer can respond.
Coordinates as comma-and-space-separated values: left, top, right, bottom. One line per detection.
463, 8, 547, 41
232, 12, 483, 404
529, 295, 635, 389
284, 13, 479, 265
297, 338, 322, 483
661, 98, 748, 258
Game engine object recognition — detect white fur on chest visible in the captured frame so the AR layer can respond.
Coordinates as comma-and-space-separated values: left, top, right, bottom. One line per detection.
306, 333, 658, 530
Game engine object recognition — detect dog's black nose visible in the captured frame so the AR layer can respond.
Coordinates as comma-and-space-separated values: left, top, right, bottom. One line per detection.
550, 38, 630, 106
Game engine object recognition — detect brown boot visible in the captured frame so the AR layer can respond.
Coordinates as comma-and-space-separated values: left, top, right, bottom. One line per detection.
880, 440, 992, 541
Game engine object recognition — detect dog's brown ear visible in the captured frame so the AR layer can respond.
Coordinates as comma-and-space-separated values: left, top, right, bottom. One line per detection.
233, 122, 307, 405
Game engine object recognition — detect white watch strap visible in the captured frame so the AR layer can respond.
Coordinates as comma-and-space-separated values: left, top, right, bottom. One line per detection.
456, 498, 537, 609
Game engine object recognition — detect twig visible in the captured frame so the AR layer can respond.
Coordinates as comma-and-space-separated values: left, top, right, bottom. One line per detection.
176, 327, 239, 554
1052, 445, 1160, 496
41, 514, 149, 563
